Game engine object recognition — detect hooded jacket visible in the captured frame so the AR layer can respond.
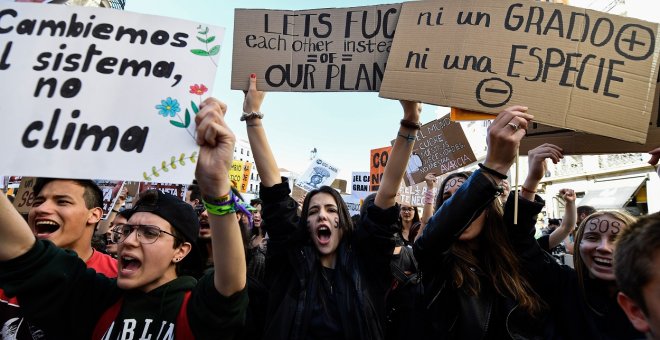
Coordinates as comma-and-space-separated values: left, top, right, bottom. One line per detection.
414, 169, 550, 339
0, 240, 247, 340
260, 179, 399, 340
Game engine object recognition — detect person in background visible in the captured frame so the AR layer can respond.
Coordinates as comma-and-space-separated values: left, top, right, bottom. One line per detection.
508, 143, 642, 339
537, 190, 576, 255
615, 212, 660, 339
0, 178, 117, 339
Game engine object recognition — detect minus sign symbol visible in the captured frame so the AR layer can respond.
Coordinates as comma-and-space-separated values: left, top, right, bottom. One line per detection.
484, 88, 508, 94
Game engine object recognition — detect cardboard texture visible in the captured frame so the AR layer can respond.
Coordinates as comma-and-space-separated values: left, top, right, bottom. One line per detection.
12, 177, 36, 214
401, 114, 476, 186
380, 0, 660, 143
232, 4, 401, 91
396, 181, 437, 207
370, 146, 392, 191
520, 74, 660, 154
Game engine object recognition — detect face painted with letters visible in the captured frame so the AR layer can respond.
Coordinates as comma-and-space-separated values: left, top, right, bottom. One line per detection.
579, 214, 624, 281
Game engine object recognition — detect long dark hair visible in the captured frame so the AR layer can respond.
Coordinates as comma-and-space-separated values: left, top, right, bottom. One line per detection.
299, 186, 354, 242
448, 199, 544, 316
438, 171, 544, 316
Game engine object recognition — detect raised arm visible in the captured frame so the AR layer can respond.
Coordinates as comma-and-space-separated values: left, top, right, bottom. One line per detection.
520, 143, 563, 201
548, 188, 576, 250
416, 172, 436, 241
243, 74, 280, 187
374, 100, 421, 209
0, 193, 35, 261
194, 98, 246, 296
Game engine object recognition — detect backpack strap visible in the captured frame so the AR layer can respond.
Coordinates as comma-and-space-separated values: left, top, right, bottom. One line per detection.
92, 297, 124, 340
175, 291, 195, 340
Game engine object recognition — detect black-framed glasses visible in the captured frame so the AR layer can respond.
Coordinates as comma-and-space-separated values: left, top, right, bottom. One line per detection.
401, 207, 415, 212
111, 224, 181, 244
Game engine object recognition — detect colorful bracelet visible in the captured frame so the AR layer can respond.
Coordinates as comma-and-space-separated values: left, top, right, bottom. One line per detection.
423, 190, 434, 205
521, 186, 537, 194
203, 191, 237, 216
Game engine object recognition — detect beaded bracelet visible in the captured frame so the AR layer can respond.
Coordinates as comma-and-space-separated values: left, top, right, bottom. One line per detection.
478, 163, 508, 180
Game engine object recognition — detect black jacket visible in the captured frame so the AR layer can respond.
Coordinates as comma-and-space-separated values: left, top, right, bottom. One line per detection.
260, 179, 399, 340
505, 191, 643, 340
414, 169, 549, 339
0, 240, 247, 340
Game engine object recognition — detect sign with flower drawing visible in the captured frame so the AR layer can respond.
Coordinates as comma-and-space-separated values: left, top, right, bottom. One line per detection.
0, 2, 224, 184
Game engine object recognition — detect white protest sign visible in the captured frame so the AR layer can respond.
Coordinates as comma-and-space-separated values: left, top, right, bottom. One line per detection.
295, 158, 339, 192
350, 171, 371, 199
0, 3, 224, 183
342, 194, 362, 217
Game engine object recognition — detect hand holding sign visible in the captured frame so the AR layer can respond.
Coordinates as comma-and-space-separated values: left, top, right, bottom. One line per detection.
483, 106, 532, 175
195, 98, 233, 198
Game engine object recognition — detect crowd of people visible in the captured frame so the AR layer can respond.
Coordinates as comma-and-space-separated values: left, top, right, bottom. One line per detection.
0, 74, 659, 339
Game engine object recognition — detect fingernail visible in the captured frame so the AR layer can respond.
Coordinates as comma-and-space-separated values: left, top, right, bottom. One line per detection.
250, 73, 256, 79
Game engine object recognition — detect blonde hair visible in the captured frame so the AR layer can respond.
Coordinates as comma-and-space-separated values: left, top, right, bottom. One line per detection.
573, 210, 637, 315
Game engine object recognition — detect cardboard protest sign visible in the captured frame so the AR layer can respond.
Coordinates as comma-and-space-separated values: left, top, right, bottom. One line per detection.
370, 146, 391, 191
342, 194, 362, 216
351, 171, 371, 199
97, 180, 124, 220
520, 69, 660, 154
296, 158, 340, 192
291, 185, 307, 205
229, 160, 245, 188
380, 0, 660, 143
138, 182, 187, 201
396, 181, 437, 207
232, 4, 401, 92
401, 114, 476, 186
12, 177, 36, 214
0, 3, 224, 183
240, 162, 253, 193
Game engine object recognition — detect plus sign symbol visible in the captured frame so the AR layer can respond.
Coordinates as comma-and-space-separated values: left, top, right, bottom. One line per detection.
615, 23, 656, 61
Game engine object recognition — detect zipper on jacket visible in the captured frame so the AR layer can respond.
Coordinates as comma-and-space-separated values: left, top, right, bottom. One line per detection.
505, 303, 519, 339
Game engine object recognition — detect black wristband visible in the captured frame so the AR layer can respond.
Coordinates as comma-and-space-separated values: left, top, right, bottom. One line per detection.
400, 119, 421, 130
478, 163, 508, 180
111, 209, 120, 213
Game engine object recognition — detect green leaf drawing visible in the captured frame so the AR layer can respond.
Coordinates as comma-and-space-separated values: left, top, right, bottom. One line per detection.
170, 120, 186, 128
191, 101, 199, 114
191, 49, 210, 56
184, 109, 191, 127
208, 45, 221, 56
141, 152, 197, 180
196, 36, 206, 43
198, 26, 209, 35
205, 36, 216, 44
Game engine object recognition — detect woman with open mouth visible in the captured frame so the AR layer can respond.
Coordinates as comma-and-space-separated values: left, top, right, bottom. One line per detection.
506, 143, 642, 339
241, 73, 419, 340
